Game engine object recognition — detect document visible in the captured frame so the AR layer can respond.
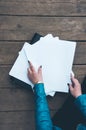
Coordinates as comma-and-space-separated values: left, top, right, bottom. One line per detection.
9, 34, 76, 96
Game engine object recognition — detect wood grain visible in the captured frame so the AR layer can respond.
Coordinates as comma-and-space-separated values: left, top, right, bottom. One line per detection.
0, 42, 24, 65
73, 65, 86, 82
0, 87, 67, 111
76, 0, 86, 14
0, 111, 35, 130
0, 1, 77, 16
0, 110, 56, 130
1, 0, 86, 16
0, 16, 86, 41
74, 42, 86, 64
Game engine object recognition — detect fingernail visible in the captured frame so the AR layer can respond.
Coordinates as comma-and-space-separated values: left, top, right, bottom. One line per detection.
40, 65, 42, 68
67, 83, 70, 86
28, 60, 30, 63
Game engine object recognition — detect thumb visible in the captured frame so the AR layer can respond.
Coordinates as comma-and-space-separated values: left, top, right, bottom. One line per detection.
71, 75, 76, 85
38, 65, 42, 74
69, 84, 74, 92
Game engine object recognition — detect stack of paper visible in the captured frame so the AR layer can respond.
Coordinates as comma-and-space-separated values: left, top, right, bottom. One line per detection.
9, 34, 76, 96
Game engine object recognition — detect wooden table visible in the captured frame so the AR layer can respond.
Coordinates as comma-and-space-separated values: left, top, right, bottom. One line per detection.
0, 0, 86, 129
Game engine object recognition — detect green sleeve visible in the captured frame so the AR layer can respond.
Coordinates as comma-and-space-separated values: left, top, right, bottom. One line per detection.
34, 83, 53, 130
75, 94, 86, 120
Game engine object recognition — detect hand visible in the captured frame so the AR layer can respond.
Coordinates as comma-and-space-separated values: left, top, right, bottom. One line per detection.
27, 61, 43, 84
69, 75, 82, 98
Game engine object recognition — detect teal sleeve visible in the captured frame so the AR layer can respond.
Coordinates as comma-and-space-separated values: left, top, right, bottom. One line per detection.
75, 94, 86, 120
34, 83, 53, 130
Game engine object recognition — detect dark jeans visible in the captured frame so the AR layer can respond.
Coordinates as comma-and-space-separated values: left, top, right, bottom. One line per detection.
52, 76, 86, 130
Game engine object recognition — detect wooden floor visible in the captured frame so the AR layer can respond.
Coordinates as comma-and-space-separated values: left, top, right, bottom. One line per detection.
0, 0, 86, 130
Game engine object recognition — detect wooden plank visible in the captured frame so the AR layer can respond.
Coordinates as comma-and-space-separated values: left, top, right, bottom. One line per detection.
0, 110, 55, 130
0, 42, 24, 65
0, 87, 35, 111
0, 42, 86, 65
76, 0, 86, 14
0, 111, 35, 130
73, 65, 86, 82
0, 86, 67, 111
0, 16, 86, 41
0, 0, 74, 2
74, 42, 86, 64
0, 1, 76, 16
1, 0, 86, 16
0, 65, 12, 86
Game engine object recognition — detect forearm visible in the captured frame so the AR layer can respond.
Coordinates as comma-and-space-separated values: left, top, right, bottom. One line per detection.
34, 83, 53, 130
75, 94, 86, 120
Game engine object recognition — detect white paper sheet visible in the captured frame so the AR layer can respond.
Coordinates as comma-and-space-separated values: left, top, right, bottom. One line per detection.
23, 35, 76, 93
9, 34, 76, 96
